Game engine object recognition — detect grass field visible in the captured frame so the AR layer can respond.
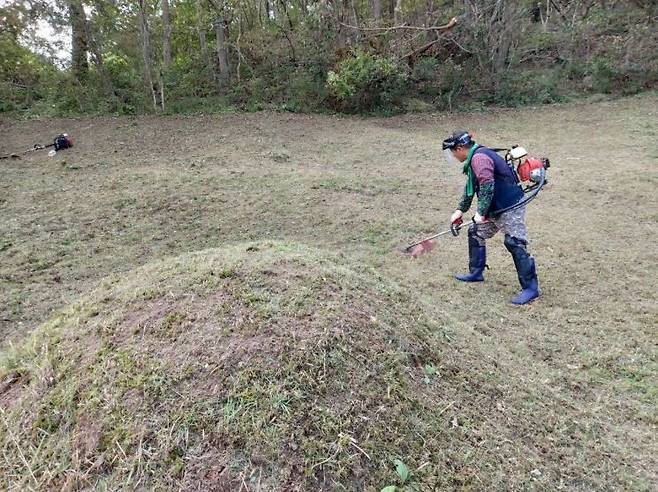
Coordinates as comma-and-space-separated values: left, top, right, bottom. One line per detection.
1, 94, 656, 490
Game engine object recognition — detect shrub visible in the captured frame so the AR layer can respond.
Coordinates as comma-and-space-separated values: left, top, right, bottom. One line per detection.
412, 57, 440, 83
283, 63, 329, 113
589, 57, 618, 93
433, 59, 466, 111
326, 51, 408, 113
487, 69, 564, 106
0, 34, 58, 112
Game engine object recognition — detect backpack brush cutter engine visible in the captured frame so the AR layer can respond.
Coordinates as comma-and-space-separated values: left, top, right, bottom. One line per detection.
403, 145, 550, 258
492, 145, 550, 216
0, 133, 74, 160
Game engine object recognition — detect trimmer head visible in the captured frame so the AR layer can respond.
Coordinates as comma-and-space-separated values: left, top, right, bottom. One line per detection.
403, 239, 437, 258
402, 221, 465, 258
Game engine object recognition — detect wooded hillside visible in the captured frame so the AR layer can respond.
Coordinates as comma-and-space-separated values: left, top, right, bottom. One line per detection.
1, 0, 656, 114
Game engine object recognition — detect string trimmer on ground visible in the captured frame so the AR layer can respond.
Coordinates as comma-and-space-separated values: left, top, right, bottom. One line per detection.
1, 133, 74, 160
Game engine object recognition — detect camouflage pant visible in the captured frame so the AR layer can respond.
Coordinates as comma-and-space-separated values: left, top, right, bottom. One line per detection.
469, 206, 528, 246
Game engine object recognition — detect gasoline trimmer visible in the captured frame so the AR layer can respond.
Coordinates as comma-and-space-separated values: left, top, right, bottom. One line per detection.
1, 133, 74, 160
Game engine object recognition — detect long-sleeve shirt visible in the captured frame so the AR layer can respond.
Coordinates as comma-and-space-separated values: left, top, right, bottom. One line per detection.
457, 152, 495, 215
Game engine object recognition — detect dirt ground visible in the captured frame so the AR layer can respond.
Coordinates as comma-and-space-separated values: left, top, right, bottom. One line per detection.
1, 93, 657, 488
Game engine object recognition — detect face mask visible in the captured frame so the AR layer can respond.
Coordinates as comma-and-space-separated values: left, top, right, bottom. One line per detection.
444, 148, 461, 165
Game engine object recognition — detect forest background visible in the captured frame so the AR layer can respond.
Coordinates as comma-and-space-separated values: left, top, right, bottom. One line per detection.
1, 0, 656, 116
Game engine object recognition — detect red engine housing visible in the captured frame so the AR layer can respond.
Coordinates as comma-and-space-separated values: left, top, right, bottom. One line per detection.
517, 157, 544, 182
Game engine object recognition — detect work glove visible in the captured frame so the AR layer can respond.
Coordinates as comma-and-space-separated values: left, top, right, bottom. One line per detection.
473, 212, 488, 224
450, 210, 463, 225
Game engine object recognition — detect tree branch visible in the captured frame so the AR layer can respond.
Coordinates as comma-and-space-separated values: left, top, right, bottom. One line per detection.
340, 17, 458, 33
400, 37, 444, 59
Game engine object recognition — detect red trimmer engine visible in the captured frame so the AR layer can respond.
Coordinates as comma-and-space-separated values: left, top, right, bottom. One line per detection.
507, 146, 550, 186
53, 133, 74, 151
518, 156, 550, 183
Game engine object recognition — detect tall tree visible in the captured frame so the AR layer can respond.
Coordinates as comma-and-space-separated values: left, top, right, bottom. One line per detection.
491, 2, 519, 74
371, 0, 382, 20
394, 0, 403, 23
83, 13, 115, 101
69, 0, 88, 81
214, 17, 230, 88
137, 0, 157, 109
196, 0, 209, 63
264, 0, 272, 21
162, 0, 172, 70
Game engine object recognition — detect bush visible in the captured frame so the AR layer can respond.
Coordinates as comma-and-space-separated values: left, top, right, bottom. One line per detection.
167, 54, 215, 99
589, 57, 618, 93
412, 57, 444, 103
0, 34, 58, 112
326, 51, 408, 113
243, 76, 273, 111
283, 64, 329, 113
433, 59, 466, 111
412, 57, 440, 83
486, 69, 564, 107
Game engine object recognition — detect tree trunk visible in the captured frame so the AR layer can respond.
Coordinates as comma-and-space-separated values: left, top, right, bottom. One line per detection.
162, 0, 172, 70
195, 0, 209, 61
69, 0, 89, 81
160, 0, 171, 112
279, 0, 294, 29
160, 75, 165, 110
394, 0, 403, 23
351, 0, 359, 26
371, 0, 382, 20
214, 17, 230, 89
138, 0, 157, 109
492, 2, 517, 74
425, 0, 433, 26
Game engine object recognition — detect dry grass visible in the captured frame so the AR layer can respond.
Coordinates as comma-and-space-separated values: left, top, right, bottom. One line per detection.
1, 93, 657, 489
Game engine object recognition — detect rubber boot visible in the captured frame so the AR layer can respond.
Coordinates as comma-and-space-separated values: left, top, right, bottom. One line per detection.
504, 234, 540, 305
455, 229, 486, 282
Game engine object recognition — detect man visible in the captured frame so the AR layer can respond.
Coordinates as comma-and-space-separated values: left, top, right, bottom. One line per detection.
442, 130, 540, 305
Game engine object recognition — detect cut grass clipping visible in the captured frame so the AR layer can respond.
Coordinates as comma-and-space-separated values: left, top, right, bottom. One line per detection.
1, 241, 460, 490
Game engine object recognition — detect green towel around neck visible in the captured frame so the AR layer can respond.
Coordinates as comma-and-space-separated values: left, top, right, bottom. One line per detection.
462, 144, 480, 198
